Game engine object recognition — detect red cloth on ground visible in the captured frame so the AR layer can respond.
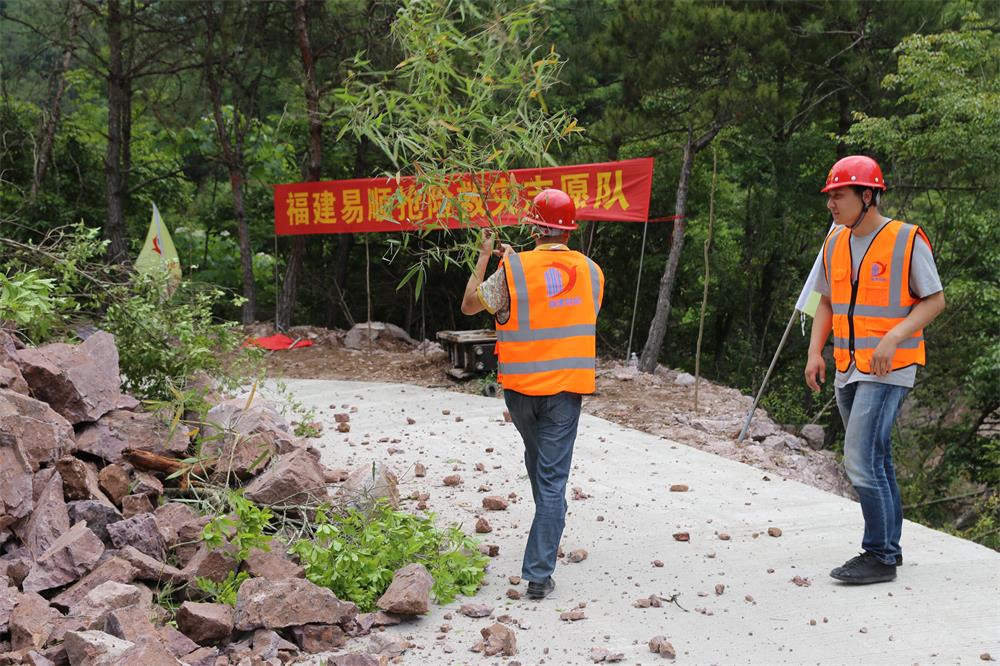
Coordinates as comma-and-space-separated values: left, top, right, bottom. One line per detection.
243, 334, 313, 350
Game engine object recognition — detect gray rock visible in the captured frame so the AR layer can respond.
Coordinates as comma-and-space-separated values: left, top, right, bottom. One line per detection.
801, 423, 826, 449
107, 513, 165, 560
674, 372, 696, 386
68, 500, 123, 545
336, 462, 399, 511
343, 321, 415, 350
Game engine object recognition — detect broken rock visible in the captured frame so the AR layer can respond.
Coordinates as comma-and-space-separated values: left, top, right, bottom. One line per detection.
472, 623, 516, 657
244, 447, 328, 508
97, 465, 130, 505
234, 577, 358, 631
55, 457, 112, 504
0, 389, 75, 470
15, 469, 70, 558
475, 517, 492, 533
566, 549, 588, 563
51, 557, 138, 610
459, 603, 493, 619
290, 624, 346, 653
176, 602, 233, 645
68, 501, 123, 546
15, 331, 121, 424
10, 592, 60, 651
590, 646, 625, 662
242, 547, 304, 581
75, 409, 188, 464
107, 513, 165, 560
648, 635, 676, 659
22, 522, 104, 594
62, 630, 134, 666
376, 563, 433, 616
0, 433, 33, 531
336, 462, 399, 511
482, 496, 508, 511
121, 494, 155, 518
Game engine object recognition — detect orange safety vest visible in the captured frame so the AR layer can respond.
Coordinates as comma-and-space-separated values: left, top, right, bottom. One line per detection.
495, 248, 604, 396
823, 219, 930, 374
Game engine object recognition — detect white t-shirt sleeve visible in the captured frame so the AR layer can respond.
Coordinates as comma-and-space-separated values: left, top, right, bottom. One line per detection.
909, 236, 943, 298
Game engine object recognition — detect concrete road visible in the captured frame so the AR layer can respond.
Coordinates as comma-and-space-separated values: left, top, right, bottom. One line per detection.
274, 379, 1000, 666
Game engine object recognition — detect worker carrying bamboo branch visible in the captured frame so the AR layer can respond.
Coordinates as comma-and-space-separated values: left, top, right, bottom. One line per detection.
461, 188, 604, 600
805, 155, 945, 584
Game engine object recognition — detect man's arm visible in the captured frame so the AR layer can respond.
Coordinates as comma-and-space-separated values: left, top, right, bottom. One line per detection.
869, 291, 946, 376
805, 295, 833, 392
461, 230, 499, 315
461, 250, 492, 315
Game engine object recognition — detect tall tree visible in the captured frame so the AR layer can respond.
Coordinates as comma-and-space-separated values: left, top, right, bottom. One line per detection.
200, 0, 286, 323
611, 1, 785, 372
30, 0, 83, 202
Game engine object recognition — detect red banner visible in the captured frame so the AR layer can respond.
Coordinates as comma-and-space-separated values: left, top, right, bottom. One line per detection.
273, 158, 654, 235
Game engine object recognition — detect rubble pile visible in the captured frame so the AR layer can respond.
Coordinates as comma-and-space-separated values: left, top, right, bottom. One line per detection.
0, 330, 422, 665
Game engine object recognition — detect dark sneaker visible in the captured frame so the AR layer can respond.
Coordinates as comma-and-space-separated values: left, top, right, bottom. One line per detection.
526, 577, 555, 599
895, 555, 903, 566
830, 552, 897, 584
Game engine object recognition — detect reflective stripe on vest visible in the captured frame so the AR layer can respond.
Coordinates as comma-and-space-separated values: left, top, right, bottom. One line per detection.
495, 249, 604, 395
824, 220, 929, 374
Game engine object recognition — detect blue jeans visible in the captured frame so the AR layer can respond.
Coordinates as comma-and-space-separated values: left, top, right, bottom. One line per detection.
836, 381, 910, 565
503, 389, 582, 583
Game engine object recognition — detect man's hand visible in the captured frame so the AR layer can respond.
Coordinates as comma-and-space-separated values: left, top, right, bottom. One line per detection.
870, 332, 899, 376
499, 243, 515, 260
805, 352, 826, 392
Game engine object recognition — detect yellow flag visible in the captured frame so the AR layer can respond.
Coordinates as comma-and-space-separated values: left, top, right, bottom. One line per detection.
135, 203, 182, 290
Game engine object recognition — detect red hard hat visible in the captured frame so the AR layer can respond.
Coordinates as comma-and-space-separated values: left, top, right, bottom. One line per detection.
821, 155, 886, 192
524, 188, 577, 231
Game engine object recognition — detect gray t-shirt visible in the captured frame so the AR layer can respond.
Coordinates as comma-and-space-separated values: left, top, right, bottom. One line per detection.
811, 218, 943, 388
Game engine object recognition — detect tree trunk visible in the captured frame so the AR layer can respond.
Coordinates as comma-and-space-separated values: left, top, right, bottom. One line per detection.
103, 0, 129, 264
31, 0, 82, 202
204, 3, 256, 323
638, 123, 720, 373
276, 0, 323, 331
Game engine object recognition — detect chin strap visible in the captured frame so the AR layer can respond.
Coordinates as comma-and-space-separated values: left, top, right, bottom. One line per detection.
846, 193, 874, 229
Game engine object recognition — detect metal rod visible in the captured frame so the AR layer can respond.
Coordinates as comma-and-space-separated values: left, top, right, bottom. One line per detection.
737, 307, 798, 444
626, 218, 650, 362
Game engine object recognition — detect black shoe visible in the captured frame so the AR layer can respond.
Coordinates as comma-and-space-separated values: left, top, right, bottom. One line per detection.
895, 555, 903, 566
830, 552, 897, 584
526, 577, 555, 599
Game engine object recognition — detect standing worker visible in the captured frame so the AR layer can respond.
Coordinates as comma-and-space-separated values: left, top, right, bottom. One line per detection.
461, 188, 604, 600
805, 155, 945, 584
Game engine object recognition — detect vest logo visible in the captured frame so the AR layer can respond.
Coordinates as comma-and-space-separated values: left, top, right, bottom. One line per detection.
870, 261, 888, 282
543, 262, 581, 308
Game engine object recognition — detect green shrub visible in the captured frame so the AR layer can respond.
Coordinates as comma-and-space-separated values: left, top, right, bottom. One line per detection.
291, 501, 488, 612
100, 270, 261, 401
0, 269, 62, 342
